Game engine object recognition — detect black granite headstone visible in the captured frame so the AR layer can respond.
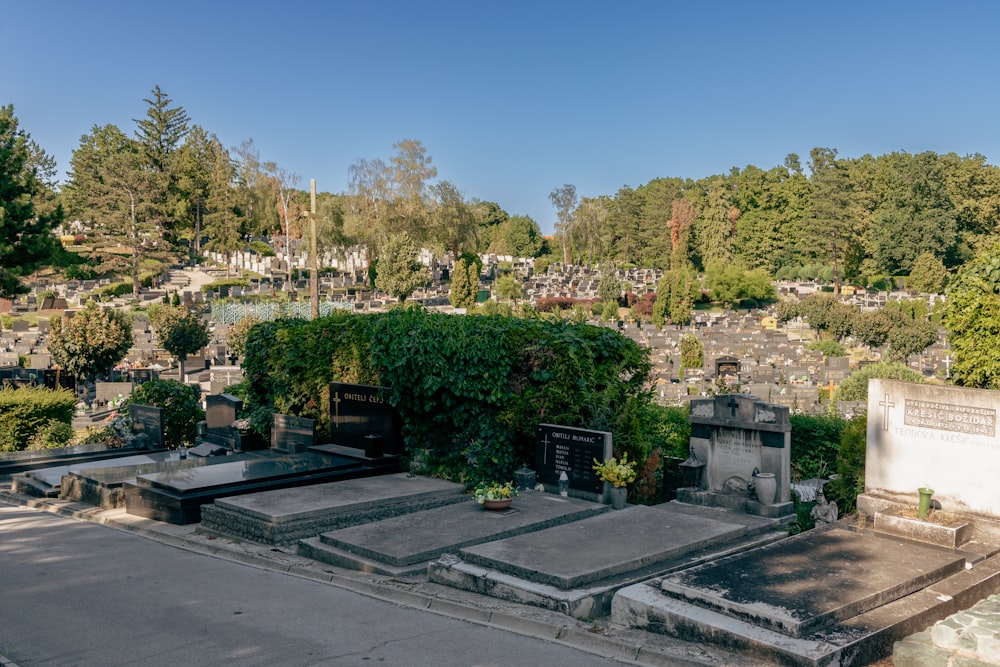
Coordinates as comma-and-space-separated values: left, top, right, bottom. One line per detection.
43, 369, 75, 391
534, 423, 612, 495
271, 414, 315, 453
129, 404, 164, 450
328, 382, 402, 455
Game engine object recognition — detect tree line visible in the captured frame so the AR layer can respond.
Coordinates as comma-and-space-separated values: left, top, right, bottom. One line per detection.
5, 87, 1000, 302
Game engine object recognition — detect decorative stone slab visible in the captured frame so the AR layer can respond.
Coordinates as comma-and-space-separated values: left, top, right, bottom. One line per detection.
459, 504, 748, 590
303, 492, 608, 569
659, 527, 968, 638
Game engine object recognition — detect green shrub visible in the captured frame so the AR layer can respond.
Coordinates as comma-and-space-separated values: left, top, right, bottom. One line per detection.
242, 311, 654, 485
0, 387, 76, 452
126, 379, 204, 449
28, 419, 75, 450
826, 412, 867, 514
790, 413, 845, 481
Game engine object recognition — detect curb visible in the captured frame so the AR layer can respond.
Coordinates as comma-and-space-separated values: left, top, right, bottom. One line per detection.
0, 488, 754, 667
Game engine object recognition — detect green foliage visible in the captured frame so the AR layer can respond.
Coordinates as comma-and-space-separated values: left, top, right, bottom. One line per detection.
790, 413, 844, 481
907, 252, 949, 294
0, 105, 62, 297
150, 304, 210, 365
597, 266, 622, 303
127, 379, 203, 449
448, 256, 480, 308
0, 386, 76, 452
825, 413, 867, 514
495, 275, 522, 303
807, 339, 846, 357
679, 333, 703, 369
884, 320, 938, 362
248, 240, 275, 256
242, 311, 655, 484
201, 278, 250, 293
833, 361, 924, 402
704, 263, 776, 307
48, 301, 133, 381
28, 419, 75, 450
944, 245, 1000, 389
227, 314, 264, 359
601, 300, 619, 321
375, 232, 430, 302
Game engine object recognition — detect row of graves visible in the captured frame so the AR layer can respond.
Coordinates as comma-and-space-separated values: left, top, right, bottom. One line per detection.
613, 309, 952, 418
6, 375, 999, 664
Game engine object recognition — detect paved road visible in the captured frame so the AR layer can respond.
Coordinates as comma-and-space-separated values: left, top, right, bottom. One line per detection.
0, 505, 630, 667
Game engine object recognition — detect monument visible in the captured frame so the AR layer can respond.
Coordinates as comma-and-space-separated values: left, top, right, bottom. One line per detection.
675, 393, 793, 519
534, 423, 612, 502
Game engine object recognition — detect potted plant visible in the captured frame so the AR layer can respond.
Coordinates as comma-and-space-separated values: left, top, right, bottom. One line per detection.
593, 453, 637, 509
473, 480, 519, 511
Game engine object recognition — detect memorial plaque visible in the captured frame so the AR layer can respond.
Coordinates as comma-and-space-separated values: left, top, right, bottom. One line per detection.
272, 414, 315, 453
534, 423, 612, 495
129, 404, 164, 450
328, 382, 402, 455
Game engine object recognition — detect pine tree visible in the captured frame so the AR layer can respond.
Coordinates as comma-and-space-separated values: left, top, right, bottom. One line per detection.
0, 105, 61, 297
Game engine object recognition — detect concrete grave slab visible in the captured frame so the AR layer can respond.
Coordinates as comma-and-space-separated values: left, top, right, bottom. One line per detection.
199, 473, 466, 545
299, 491, 608, 576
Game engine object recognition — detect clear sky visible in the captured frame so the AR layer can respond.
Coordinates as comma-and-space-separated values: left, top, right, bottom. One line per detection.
3, 1, 999, 234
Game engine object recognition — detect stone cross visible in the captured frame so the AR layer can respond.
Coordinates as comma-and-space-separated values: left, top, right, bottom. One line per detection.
878, 394, 895, 431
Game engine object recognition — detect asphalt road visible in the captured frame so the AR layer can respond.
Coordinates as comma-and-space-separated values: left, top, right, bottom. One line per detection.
0, 505, 629, 667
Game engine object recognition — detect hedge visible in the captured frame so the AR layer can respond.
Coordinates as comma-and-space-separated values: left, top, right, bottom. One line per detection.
0, 386, 77, 452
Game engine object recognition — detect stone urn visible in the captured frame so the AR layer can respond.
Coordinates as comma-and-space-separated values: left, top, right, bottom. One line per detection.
608, 486, 628, 510
755, 472, 777, 506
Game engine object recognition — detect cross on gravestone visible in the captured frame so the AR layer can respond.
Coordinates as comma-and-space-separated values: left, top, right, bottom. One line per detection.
878, 393, 895, 431
727, 396, 739, 417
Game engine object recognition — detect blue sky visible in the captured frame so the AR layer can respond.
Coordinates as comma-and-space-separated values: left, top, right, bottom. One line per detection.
3, 1, 999, 234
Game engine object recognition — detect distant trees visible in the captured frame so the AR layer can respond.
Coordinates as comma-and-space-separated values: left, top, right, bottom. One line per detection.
449, 255, 480, 309
0, 105, 61, 297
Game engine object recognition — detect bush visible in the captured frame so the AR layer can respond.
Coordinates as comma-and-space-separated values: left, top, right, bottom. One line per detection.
826, 412, 867, 514
0, 387, 76, 452
126, 379, 204, 449
242, 311, 655, 485
28, 419, 75, 450
790, 413, 845, 481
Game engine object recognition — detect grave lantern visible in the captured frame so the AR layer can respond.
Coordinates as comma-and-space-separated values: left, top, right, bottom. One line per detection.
514, 466, 536, 491
679, 450, 706, 489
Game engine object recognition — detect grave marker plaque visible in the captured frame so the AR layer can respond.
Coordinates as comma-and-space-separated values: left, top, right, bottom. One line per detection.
534, 423, 612, 495
129, 404, 164, 450
328, 382, 402, 455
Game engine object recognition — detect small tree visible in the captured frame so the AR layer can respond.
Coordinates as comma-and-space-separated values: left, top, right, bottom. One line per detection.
597, 265, 622, 304
49, 302, 133, 386
495, 275, 522, 304
449, 254, 481, 309
150, 305, 210, 378
127, 378, 203, 449
907, 252, 949, 294
375, 232, 430, 303
679, 333, 703, 371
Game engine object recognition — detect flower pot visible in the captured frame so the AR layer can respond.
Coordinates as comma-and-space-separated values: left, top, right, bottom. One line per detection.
482, 499, 513, 511
755, 473, 777, 506
918, 487, 934, 519
608, 486, 628, 510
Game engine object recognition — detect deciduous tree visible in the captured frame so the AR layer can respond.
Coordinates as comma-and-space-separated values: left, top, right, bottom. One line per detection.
49, 302, 133, 384
375, 232, 429, 303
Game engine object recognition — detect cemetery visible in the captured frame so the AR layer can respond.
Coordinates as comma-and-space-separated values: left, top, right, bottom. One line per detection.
1, 260, 998, 667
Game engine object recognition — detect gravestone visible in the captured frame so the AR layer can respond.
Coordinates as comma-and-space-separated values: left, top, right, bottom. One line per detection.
129, 404, 164, 450
676, 393, 793, 518
11, 319, 28, 332
43, 369, 75, 391
534, 423, 612, 501
200, 393, 243, 451
328, 382, 402, 456
861, 379, 1000, 520
271, 414, 315, 454
95, 381, 132, 406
